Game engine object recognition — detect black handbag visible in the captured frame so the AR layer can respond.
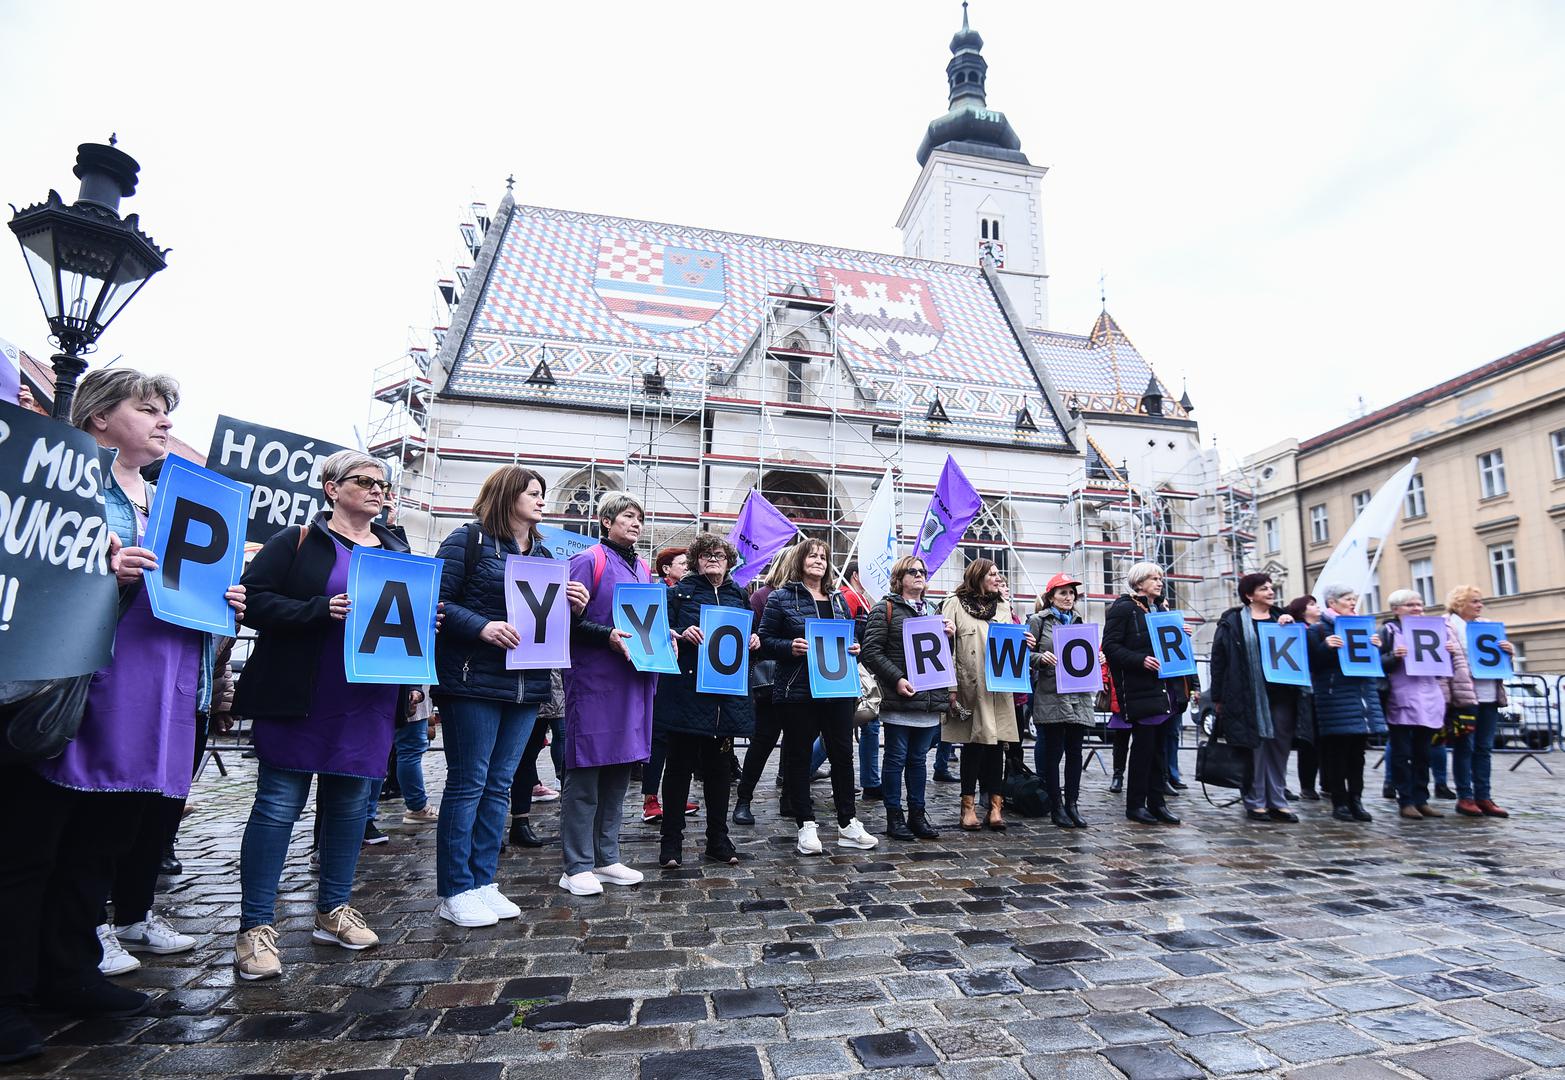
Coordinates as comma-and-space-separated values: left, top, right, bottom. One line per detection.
1196, 732, 1250, 791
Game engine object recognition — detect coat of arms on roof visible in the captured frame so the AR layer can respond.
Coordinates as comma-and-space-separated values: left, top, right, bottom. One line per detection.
818, 269, 945, 358
593, 239, 727, 334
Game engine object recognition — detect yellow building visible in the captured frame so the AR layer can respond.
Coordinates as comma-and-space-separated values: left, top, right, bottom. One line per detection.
1249, 328, 1565, 673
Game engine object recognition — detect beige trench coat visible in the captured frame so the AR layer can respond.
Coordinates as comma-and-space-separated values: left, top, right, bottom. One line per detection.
939, 594, 1020, 746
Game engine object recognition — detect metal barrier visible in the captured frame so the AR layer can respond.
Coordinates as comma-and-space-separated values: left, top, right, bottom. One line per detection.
1496, 673, 1562, 774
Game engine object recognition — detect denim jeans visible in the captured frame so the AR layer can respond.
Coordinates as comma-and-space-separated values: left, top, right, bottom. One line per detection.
435, 696, 536, 897
1388, 724, 1433, 809
881, 723, 938, 810
934, 740, 956, 776
240, 765, 373, 930
395, 721, 431, 811
858, 721, 882, 789
1428, 743, 1448, 787
1453, 702, 1502, 801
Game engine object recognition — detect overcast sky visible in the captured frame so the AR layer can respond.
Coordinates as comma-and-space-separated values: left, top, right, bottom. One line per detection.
2, 1, 1561, 466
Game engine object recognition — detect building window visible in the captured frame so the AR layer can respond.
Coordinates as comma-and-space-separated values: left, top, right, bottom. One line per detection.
1489, 542, 1519, 597
1363, 570, 1381, 615
1404, 472, 1426, 519
1478, 450, 1508, 498
980, 216, 1001, 242
1552, 430, 1565, 480
1512, 641, 1527, 673
1309, 504, 1329, 544
1351, 490, 1371, 517
1410, 557, 1435, 607
1262, 517, 1280, 555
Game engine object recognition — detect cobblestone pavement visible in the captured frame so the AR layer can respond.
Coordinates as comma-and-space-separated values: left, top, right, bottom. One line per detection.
13, 741, 1565, 1080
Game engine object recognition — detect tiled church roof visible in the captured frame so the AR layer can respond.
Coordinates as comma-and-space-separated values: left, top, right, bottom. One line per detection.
1027, 311, 1186, 419
443, 202, 1074, 448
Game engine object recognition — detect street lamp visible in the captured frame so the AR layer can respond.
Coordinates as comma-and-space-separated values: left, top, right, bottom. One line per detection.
8, 137, 169, 421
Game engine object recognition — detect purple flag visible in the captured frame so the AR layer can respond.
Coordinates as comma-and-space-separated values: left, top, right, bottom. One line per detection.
1399, 615, 1453, 676
504, 555, 571, 670
727, 491, 798, 587
1052, 623, 1103, 693
914, 455, 982, 576
902, 614, 956, 691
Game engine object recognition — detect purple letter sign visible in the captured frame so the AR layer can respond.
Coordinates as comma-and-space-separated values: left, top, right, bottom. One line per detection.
1052, 623, 1102, 694
1399, 615, 1452, 677
902, 614, 956, 691
505, 555, 571, 670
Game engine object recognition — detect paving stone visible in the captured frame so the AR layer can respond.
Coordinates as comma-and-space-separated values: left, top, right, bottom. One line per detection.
1397, 972, 1485, 1001
577, 1026, 687, 1054
1284, 1063, 1407, 1080
711, 987, 785, 1018
1097, 1043, 1203, 1079
496, 976, 572, 1003
926, 1022, 1025, 1059
319, 1072, 408, 1080
1347, 1007, 1472, 1045
433, 1004, 515, 1035
1015, 965, 1085, 992
1314, 981, 1420, 1012
1175, 1034, 1281, 1075
1148, 930, 1230, 951
1020, 1053, 1122, 1079
637, 995, 708, 1025
1150, 1005, 1243, 1036
1221, 993, 1337, 1026
521, 998, 634, 1030
1481, 1030, 1565, 1067
411, 1067, 504, 1080
952, 969, 1024, 996
640, 1045, 764, 1080
761, 941, 818, 963
1251, 1021, 1381, 1064
347, 1010, 438, 1041
1007, 1018, 1099, 1053
339, 986, 424, 1013
1013, 940, 1109, 965
767, 1039, 855, 1079
899, 949, 965, 970
783, 979, 887, 1010
1084, 1011, 1176, 1045
1391, 1042, 1528, 1079
221, 1012, 353, 1042
850, 1030, 940, 1069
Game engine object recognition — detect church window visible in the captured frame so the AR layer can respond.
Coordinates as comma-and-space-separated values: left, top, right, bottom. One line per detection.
979, 216, 1001, 242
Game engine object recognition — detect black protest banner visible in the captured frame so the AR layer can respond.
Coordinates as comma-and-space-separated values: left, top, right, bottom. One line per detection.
0, 403, 120, 680
206, 415, 360, 544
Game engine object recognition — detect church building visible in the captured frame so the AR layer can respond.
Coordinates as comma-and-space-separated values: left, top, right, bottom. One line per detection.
373, 7, 1249, 629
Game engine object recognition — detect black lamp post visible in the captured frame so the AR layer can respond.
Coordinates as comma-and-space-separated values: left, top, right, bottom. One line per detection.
8, 137, 168, 421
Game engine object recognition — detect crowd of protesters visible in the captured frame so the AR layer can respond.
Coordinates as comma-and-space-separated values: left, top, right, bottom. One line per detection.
0, 372, 1523, 1063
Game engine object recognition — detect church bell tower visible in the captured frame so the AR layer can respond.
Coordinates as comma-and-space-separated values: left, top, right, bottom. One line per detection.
896, 3, 1050, 328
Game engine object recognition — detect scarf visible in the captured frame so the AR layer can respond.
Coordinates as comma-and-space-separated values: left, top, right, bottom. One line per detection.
957, 591, 999, 622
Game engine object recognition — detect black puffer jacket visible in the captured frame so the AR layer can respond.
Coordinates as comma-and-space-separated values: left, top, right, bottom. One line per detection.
860, 594, 946, 714
1208, 606, 1315, 750
433, 522, 554, 705
1102, 593, 1192, 721
759, 582, 856, 703
652, 573, 755, 737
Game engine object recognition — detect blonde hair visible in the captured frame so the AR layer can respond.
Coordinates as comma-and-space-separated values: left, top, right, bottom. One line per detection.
1446, 584, 1482, 612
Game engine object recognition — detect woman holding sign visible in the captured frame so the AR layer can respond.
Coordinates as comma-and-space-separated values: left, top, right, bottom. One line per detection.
860, 555, 952, 842
1306, 585, 1385, 822
1027, 574, 1095, 829
941, 559, 1031, 832
233, 450, 409, 978
1445, 586, 1514, 818
432, 465, 588, 922
1380, 590, 1476, 821
760, 538, 877, 854
653, 532, 757, 866
1209, 573, 1311, 823
1102, 562, 1187, 826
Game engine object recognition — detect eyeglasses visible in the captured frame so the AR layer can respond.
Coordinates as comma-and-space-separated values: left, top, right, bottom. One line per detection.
341, 475, 393, 494
905, 567, 928, 577
698, 553, 726, 562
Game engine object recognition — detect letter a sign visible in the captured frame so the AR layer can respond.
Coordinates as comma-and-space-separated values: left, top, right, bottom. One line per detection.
345, 548, 442, 684
504, 555, 571, 670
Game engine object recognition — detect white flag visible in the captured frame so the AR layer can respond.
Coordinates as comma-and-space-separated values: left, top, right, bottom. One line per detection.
855, 469, 898, 603
1313, 457, 1418, 600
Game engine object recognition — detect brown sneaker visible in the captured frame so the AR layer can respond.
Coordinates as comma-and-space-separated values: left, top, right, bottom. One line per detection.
1399, 805, 1423, 820
401, 806, 438, 825
1455, 799, 1483, 817
312, 905, 378, 951
234, 925, 281, 980
1417, 804, 1444, 818
1477, 799, 1510, 818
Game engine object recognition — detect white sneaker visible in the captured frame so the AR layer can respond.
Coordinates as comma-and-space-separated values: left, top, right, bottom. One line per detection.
477, 883, 521, 919
796, 822, 822, 855
531, 783, 559, 803
559, 871, 605, 896
837, 818, 879, 849
437, 889, 499, 927
593, 862, 644, 886
96, 924, 141, 976
116, 914, 196, 955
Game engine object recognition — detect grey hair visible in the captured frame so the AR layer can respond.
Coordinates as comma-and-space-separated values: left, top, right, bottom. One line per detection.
1125, 561, 1164, 592
1385, 588, 1421, 609
596, 490, 645, 526
320, 450, 386, 504
70, 369, 180, 431
1321, 583, 1357, 606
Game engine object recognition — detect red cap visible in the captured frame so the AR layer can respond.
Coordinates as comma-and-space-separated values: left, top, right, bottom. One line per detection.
1043, 572, 1084, 596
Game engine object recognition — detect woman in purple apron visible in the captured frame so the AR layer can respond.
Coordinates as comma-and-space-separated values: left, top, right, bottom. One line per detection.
231, 451, 408, 980
0, 371, 244, 1064
559, 492, 664, 896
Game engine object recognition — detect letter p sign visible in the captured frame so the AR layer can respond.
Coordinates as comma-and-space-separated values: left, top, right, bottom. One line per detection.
143, 456, 250, 635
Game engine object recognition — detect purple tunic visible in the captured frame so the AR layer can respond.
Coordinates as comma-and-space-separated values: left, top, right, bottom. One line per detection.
562, 545, 656, 769
252, 536, 397, 779
34, 586, 202, 798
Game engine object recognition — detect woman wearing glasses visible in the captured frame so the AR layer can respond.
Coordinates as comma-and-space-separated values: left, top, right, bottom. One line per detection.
859, 556, 951, 841
233, 452, 411, 979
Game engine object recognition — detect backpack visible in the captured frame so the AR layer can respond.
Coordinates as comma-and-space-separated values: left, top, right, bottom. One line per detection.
589, 543, 651, 590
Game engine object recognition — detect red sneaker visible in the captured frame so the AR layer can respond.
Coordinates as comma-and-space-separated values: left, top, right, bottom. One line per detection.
683, 800, 700, 816
641, 795, 663, 823
1455, 799, 1483, 817
1476, 799, 1510, 818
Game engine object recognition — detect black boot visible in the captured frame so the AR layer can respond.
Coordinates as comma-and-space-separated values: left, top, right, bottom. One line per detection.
1331, 797, 1355, 822
885, 806, 916, 841
908, 806, 940, 839
508, 817, 544, 848
1350, 800, 1374, 822
158, 844, 182, 876
1110, 773, 1124, 794
1050, 800, 1073, 828
1066, 802, 1088, 829
731, 800, 755, 825
0, 1007, 43, 1065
